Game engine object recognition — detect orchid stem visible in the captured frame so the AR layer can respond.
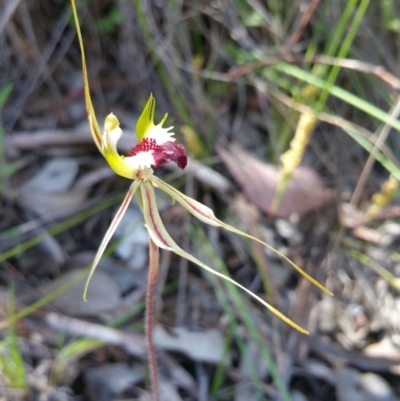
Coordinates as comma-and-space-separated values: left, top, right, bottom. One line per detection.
146, 237, 160, 401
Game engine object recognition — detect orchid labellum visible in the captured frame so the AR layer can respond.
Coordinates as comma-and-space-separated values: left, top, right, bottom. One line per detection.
70, 1, 331, 337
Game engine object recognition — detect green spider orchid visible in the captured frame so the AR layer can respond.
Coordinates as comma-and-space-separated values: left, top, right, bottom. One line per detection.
71, 1, 331, 334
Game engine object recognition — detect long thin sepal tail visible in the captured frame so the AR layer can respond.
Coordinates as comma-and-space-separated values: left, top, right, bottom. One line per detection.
151, 176, 332, 296
140, 180, 309, 334
83, 180, 141, 300
70, 0, 103, 154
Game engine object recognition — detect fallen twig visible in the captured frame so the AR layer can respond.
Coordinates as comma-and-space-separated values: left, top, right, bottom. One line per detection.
45, 312, 146, 357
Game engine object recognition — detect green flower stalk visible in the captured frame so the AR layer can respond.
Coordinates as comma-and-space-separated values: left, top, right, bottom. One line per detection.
70, 2, 331, 334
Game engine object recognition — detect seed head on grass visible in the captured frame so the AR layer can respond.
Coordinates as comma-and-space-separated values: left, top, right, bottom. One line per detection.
271, 112, 318, 212
280, 113, 317, 177
367, 175, 399, 218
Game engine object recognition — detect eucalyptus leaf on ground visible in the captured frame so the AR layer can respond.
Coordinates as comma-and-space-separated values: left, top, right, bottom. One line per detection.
45, 269, 121, 316
153, 326, 228, 365
21, 158, 87, 217
218, 143, 328, 217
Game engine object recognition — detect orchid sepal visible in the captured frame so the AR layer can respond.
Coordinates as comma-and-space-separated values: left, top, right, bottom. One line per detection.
151, 176, 332, 296
72, 0, 186, 178
140, 180, 309, 334
83, 180, 141, 300
70, 1, 103, 155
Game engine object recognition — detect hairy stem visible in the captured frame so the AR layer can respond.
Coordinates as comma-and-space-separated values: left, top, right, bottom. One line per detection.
146, 237, 160, 400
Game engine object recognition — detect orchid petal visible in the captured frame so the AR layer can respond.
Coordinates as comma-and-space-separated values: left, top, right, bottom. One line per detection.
151, 176, 332, 296
140, 181, 309, 334
83, 180, 141, 300
71, 0, 103, 155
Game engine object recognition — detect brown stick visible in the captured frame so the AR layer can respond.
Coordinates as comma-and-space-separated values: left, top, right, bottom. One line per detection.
146, 237, 160, 401
288, 0, 321, 46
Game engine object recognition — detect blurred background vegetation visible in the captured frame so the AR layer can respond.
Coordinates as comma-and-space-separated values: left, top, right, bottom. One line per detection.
2, 0, 400, 400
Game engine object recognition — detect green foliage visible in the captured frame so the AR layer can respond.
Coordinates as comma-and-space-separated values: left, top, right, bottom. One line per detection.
0, 84, 12, 110
96, 6, 122, 34
52, 338, 103, 384
0, 290, 27, 389
0, 85, 16, 189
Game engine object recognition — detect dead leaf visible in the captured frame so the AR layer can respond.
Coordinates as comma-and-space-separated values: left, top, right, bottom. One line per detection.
85, 363, 144, 401
21, 158, 87, 217
139, 381, 183, 401
153, 325, 228, 364
158, 380, 183, 401
336, 368, 366, 401
337, 368, 397, 401
364, 337, 400, 374
45, 269, 121, 316
217, 143, 328, 217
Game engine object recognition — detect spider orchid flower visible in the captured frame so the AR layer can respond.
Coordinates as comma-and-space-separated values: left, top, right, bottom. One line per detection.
71, 1, 331, 334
